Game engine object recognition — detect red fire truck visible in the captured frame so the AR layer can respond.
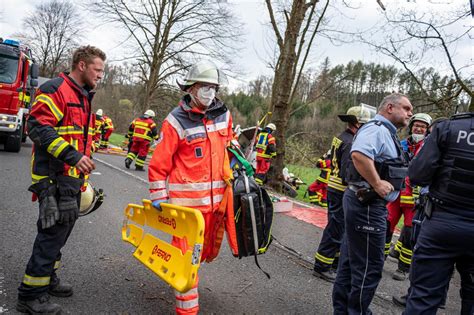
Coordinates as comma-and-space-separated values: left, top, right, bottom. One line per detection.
0, 38, 39, 152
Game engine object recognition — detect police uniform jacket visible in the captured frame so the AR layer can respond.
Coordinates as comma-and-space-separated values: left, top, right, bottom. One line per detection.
408, 113, 474, 218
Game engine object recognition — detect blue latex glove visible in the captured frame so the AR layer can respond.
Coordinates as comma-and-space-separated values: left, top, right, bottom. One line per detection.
152, 199, 168, 210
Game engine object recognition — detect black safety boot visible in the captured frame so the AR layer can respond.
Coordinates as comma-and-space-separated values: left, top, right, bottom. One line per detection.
125, 158, 132, 169
312, 269, 337, 282
135, 165, 145, 171
16, 294, 61, 314
392, 294, 407, 307
392, 269, 408, 281
48, 280, 73, 297
388, 246, 400, 260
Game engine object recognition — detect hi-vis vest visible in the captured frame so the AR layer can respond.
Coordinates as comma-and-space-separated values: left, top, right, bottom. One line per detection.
256, 132, 276, 159
130, 117, 157, 142
103, 115, 114, 130
28, 72, 95, 183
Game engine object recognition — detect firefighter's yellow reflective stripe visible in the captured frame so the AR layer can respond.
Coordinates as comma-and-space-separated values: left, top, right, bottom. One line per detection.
399, 254, 411, 264
315, 252, 334, 264
401, 247, 413, 256
47, 137, 69, 158
257, 152, 272, 158
317, 177, 329, 184
133, 133, 152, 141
400, 195, 415, 205
54, 260, 61, 270
68, 140, 79, 178
328, 176, 347, 191
22, 274, 50, 286
32, 173, 48, 184
54, 126, 83, 135
35, 95, 63, 121
127, 152, 136, 159
88, 128, 95, 136
395, 241, 402, 251
136, 158, 145, 166
135, 121, 149, 127
256, 133, 269, 149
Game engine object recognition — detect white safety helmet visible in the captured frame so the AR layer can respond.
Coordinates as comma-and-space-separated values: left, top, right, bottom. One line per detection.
79, 182, 104, 216
177, 60, 228, 91
144, 109, 155, 118
96, 109, 103, 116
409, 113, 432, 129
266, 123, 276, 131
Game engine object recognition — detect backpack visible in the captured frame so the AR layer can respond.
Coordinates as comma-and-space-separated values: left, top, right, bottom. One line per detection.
232, 167, 274, 278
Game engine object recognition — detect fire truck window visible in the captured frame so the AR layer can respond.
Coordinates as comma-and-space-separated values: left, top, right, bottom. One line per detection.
0, 54, 19, 84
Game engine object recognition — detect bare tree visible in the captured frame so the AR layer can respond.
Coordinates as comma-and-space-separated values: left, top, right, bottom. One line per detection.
264, 0, 330, 188
15, 0, 83, 77
361, 2, 473, 113
90, 0, 243, 114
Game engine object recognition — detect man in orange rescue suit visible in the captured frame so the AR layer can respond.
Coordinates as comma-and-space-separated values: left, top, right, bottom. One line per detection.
307, 151, 331, 208
16, 46, 106, 314
125, 109, 158, 171
385, 112, 432, 281
255, 123, 277, 185
148, 60, 238, 315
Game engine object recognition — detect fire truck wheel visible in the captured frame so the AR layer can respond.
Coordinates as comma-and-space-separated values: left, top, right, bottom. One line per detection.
5, 128, 22, 152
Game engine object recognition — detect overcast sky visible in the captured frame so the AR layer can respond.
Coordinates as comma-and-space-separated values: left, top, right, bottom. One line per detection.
0, 0, 471, 89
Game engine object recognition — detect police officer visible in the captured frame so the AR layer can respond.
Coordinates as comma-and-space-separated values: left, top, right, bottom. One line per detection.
312, 105, 374, 282
332, 93, 412, 314
404, 112, 474, 314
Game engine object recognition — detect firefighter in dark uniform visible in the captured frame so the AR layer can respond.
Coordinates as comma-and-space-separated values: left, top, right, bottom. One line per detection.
312, 105, 374, 282
332, 93, 412, 314
16, 46, 106, 314
404, 112, 474, 314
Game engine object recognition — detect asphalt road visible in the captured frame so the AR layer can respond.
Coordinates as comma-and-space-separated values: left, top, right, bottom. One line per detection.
0, 142, 462, 314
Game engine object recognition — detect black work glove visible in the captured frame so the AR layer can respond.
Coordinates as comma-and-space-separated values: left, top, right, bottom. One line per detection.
29, 181, 59, 229
56, 175, 83, 225
58, 195, 79, 224
39, 195, 60, 229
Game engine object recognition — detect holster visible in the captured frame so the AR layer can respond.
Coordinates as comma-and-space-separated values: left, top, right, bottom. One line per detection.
424, 197, 433, 219
355, 187, 380, 205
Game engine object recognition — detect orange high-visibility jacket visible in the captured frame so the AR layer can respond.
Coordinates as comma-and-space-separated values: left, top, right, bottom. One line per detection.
148, 96, 238, 260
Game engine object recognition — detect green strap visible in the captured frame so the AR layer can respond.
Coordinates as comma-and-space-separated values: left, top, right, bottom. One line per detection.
228, 148, 254, 177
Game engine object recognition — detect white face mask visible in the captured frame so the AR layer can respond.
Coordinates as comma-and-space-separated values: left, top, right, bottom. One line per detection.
411, 133, 425, 143
196, 86, 216, 107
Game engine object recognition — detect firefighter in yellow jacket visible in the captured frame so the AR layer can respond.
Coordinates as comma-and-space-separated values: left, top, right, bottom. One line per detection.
255, 123, 277, 185
148, 61, 238, 314
125, 110, 158, 171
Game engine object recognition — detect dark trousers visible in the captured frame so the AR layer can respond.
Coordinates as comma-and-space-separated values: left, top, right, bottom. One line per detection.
332, 189, 387, 315
18, 217, 76, 300
314, 189, 345, 272
405, 210, 474, 315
